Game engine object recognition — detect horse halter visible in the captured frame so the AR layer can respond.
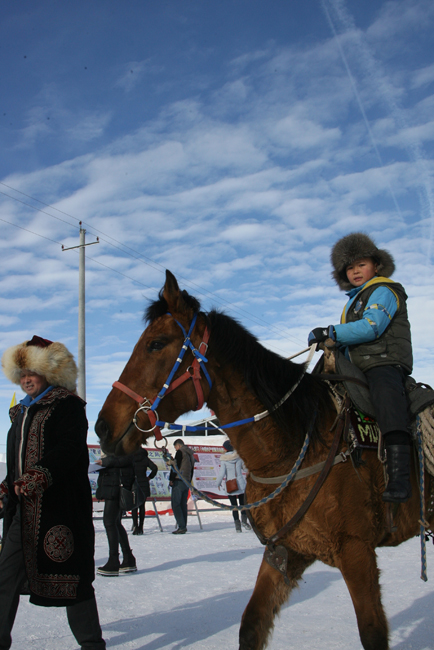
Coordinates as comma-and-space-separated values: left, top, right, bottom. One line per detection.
112, 312, 212, 443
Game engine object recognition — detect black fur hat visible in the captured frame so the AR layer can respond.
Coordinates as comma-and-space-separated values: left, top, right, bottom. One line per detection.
331, 232, 395, 291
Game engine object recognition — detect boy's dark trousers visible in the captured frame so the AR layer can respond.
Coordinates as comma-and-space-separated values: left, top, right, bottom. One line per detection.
365, 365, 412, 502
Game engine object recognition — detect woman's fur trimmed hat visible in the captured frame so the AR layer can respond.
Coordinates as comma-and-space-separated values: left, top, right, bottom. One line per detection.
331, 232, 395, 291
2, 335, 77, 392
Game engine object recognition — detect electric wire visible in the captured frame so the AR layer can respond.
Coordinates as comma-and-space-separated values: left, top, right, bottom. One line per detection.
0, 182, 306, 347
0, 217, 62, 245
0, 215, 162, 294
0, 202, 302, 356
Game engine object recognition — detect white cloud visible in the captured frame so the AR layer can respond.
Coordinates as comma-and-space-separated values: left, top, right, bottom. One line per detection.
114, 60, 162, 92
385, 121, 434, 147
269, 113, 341, 150
412, 63, 434, 89
1, 0, 434, 448
16, 83, 112, 149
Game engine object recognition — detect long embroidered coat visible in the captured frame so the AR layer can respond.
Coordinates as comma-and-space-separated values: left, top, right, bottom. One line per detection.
0, 387, 95, 606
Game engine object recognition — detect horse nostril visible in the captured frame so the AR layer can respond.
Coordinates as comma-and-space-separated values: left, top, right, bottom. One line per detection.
95, 417, 109, 441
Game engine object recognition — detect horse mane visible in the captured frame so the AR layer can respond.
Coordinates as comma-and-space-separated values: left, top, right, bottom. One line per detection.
144, 291, 332, 447
207, 310, 332, 447
144, 289, 201, 323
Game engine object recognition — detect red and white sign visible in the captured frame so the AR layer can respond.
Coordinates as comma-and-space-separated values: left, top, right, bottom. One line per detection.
189, 444, 247, 497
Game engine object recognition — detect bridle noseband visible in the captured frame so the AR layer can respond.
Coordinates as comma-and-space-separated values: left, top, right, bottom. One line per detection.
112, 312, 212, 443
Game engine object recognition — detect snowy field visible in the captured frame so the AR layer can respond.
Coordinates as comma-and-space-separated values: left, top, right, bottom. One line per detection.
8, 507, 434, 650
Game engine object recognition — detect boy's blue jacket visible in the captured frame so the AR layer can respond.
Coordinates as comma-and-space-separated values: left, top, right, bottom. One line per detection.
333, 276, 412, 373
334, 282, 397, 346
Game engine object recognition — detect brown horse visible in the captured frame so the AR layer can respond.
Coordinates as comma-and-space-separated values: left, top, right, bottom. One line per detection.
96, 270, 433, 650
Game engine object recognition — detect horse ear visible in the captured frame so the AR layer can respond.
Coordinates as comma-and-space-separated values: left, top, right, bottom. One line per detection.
163, 270, 196, 316
163, 270, 182, 312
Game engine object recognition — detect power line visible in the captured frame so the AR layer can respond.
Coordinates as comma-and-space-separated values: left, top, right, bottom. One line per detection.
0, 190, 79, 229
0, 216, 159, 293
0, 217, 302, 357
0, 217, 63, 245
0, 182, 306, 347
0, 214, 297, 356
85, 253, 158, 293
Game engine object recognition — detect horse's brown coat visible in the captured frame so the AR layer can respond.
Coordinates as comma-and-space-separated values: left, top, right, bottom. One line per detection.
96, 271, 433, 650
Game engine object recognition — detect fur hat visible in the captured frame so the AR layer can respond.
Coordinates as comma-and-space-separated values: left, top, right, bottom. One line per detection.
2, 335, 77, 392
331, 232, 395, 291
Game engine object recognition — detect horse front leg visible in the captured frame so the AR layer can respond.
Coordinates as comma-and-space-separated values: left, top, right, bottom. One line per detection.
239, 548, 313, 650
337, 539, 389, 650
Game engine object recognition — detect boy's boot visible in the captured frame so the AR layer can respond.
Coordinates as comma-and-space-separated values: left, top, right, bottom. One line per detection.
97, 554, 120, 576
382, 444, 412, 503
119, 550, 137, 574
234, 520, 242, 532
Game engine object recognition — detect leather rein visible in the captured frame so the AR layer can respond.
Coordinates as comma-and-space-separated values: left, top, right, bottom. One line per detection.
250, 395, 352, 584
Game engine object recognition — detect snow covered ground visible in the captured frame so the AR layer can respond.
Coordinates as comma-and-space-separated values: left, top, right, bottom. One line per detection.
8, 506, 434, 649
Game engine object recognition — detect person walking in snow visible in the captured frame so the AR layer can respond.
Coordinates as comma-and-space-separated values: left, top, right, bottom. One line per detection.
216, 440, 251, 532
0, 335, 105, 650
168, 439, 195, 534
308, 232, 413, 503
131, 448, 158, 535
95, 453, 137, 576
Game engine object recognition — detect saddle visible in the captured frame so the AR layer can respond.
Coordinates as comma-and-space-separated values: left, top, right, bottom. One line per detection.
313, 342, 434, 475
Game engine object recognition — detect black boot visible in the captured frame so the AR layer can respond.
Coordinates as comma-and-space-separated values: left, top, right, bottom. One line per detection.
382, 445, 412, 503
97, 554, 120, 576
119, 550, 137, 573
241, 513, 251, 530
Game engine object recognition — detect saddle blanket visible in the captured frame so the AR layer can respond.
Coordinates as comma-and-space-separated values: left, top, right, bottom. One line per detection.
349, 408, 380, 449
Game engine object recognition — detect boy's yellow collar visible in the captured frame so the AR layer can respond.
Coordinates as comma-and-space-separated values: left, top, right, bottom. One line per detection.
341, 276, 398, 324
361, 276, 396, 290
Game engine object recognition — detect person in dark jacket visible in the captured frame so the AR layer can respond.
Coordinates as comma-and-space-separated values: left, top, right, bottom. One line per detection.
308, 233, 413, 503
131, 448, 158, 535
168, 439, 195, 534
0, 335, 105, 650
95, 453, 137, 576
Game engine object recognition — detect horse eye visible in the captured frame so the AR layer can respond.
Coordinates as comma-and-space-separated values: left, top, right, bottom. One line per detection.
148, 340, 166, 352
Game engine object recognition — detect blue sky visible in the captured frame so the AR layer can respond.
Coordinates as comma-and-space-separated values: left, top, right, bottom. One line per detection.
1, 0, 433, 451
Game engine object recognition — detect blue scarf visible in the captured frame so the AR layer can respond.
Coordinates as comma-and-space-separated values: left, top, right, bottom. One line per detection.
20, 385, 54, 412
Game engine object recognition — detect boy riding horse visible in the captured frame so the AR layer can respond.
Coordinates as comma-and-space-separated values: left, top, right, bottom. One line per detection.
308, 232, 413, 503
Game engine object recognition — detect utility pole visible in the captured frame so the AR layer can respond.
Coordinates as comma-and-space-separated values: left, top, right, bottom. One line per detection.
62, 224, 99, 401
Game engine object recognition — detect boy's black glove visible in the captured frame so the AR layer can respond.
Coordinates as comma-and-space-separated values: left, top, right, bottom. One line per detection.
308, 326, 335, 346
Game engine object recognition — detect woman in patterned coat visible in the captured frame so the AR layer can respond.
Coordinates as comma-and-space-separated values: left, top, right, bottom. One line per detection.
0, 335, 105, 649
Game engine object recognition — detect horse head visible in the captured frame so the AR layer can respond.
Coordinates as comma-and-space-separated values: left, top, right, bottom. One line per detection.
95, 270, 212, 456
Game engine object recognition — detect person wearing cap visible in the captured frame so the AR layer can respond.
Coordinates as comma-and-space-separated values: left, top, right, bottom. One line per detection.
167, 439, 195, 534
307, 233, 413, 503
216, 440, 250, 532
0, 336, 105, 649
